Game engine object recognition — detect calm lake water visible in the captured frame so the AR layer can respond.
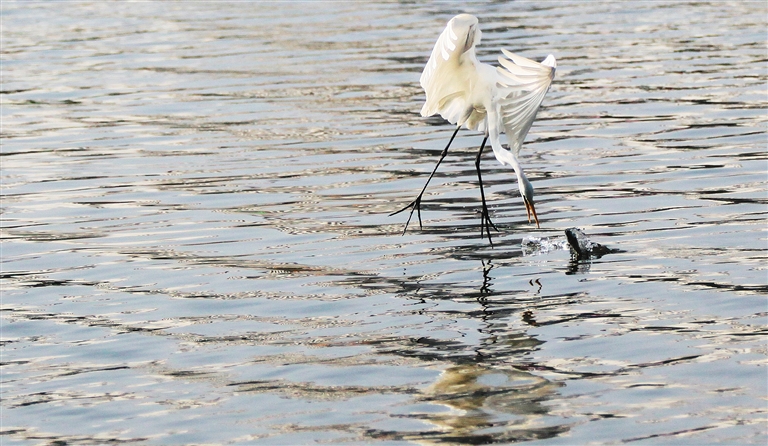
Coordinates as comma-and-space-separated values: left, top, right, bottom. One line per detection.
2, 2, 767, 444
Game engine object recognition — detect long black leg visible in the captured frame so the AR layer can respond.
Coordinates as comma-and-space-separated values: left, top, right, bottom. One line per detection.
474, 136, 498, 246
390, 125, 461, 234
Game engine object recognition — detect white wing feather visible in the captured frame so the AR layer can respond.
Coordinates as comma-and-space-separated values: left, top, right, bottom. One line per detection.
420, 18, 469, 124
496, 48, 556, 155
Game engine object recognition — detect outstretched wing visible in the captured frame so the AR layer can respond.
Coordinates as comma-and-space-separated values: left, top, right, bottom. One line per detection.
419, 16, 474, 124
496, 49, 556, 155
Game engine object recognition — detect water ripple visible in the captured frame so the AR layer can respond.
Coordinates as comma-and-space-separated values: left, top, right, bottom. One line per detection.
2, 1, 766, 445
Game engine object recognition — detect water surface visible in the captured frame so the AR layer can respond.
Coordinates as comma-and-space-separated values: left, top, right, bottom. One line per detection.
2, 2, 767, 444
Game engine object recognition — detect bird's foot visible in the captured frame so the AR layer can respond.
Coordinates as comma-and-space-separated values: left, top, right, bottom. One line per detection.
390, 195, 423, 235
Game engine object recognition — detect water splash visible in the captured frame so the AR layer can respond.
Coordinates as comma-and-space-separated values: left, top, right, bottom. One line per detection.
521, 235, 570, 256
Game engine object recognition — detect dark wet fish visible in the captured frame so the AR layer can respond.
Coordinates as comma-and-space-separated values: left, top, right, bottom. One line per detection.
565, 228, 616, 259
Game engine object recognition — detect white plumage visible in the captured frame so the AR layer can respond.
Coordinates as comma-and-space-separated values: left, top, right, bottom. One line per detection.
420, 14, 555, 157
393, 14, 556, 241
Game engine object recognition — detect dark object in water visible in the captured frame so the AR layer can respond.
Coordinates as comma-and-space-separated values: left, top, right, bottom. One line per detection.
565, 228, 615, 259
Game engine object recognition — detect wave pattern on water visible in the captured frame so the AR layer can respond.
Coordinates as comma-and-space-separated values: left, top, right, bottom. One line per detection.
2, 2, 767, 445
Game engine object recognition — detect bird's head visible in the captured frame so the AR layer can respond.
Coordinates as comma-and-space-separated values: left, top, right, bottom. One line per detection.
451, 14, 481, 53
518, 175, 540, 229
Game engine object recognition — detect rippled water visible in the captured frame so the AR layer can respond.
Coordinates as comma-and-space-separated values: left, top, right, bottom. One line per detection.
3, 2, 767, 444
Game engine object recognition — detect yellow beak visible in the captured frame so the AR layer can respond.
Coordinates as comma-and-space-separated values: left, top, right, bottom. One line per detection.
524, 198, 540, 229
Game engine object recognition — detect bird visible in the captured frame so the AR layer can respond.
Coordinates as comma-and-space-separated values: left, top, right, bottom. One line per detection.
390, 13, 556, 246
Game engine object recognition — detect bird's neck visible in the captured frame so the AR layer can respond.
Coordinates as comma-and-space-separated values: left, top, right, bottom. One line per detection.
489, 128, 524, 176
488, 127, 529, 195
510, 157, 530, 198
510, 156, 527, 184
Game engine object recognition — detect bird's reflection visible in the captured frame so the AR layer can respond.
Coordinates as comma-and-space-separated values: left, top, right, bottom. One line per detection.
529, 278, 542, 294
385, 261, 569, 443
480, 259, 493, 295
408, 364, 566, 443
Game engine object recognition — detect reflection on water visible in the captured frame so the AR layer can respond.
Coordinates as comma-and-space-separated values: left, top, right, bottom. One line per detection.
2, 1, 767, 444
407, 365, 566, 444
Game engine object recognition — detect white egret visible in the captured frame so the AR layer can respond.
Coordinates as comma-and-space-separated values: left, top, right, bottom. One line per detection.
391, 13, 556, 245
